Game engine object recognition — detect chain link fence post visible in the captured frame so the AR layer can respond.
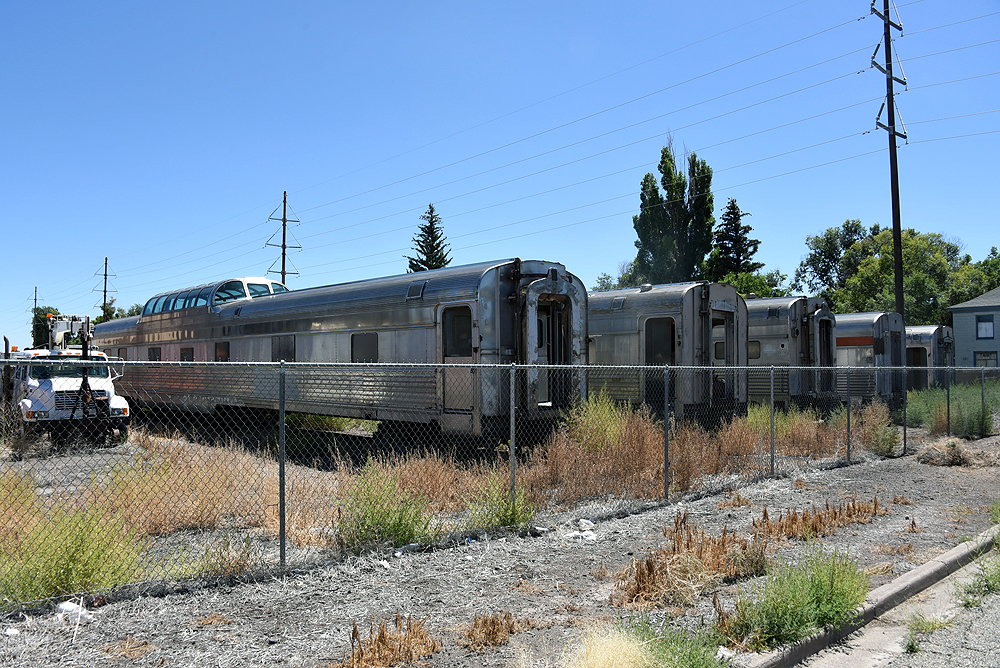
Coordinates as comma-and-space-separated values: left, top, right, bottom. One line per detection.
902, 363, 907, 456
509, 363, 516, 508
846, 366, 852, 464
947, 365, 952, 437
983, 366, 987, 439
769, 365, 775, 477
278, 361, 286, 570
663, 365, 670, 499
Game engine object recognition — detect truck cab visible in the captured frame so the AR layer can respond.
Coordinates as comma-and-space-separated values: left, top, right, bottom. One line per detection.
11, 347, 130, 445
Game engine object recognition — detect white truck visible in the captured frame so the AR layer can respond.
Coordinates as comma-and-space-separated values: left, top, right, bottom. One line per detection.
3, 315, 130, 447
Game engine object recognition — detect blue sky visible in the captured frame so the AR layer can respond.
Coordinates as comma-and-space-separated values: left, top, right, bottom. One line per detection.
2, 1, 998, 348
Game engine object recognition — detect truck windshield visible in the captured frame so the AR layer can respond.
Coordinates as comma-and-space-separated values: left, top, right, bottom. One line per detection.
28, 364, 111, 379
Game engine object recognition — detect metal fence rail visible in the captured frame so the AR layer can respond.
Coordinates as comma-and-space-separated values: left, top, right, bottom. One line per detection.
2, 360, 999, 612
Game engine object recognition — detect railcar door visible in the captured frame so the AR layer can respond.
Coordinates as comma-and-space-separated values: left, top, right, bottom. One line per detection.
644, 317, 675, 409
440, 305, 477, 433
710, 309, 737, 402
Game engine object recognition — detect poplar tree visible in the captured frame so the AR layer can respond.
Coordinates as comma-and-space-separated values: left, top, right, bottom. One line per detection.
405, 204, 452, 272
631, 143, 714, 284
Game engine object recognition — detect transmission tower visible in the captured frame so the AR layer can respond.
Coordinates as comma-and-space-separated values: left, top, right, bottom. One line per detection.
266, 191, 301, 285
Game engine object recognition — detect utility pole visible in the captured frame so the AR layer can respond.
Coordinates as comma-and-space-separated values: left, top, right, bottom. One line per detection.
102, 257, 109, 318
267, 191, 300, 285
33, 287, 38, 345
872, 0, 907, 320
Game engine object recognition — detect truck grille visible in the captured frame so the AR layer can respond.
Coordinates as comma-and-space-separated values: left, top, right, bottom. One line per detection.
54, 390, 109, 411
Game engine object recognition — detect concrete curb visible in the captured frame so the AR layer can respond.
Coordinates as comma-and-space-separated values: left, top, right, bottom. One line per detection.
741, 523, 1000, 668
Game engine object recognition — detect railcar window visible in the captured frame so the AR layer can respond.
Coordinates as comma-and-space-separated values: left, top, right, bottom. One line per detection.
195, 286, 213, 306
767, 308, 779, 319
444, 307, 473, 357
248, 283, 270, 297
977, 315, 994, 339
215, 341, 230, 362
714, 341, 726, 360
214, 281, 247, 305
161, 294, 178, 312
406, 281, 427, 299
749, 341, 761, 359
351, 332, 378, 363
147, 347, 161, 361
272, 283, 289, 293
271, 335, 295, 362
180, 348, 194, 361
142, 299, 156, 316
175, 290, 192, 309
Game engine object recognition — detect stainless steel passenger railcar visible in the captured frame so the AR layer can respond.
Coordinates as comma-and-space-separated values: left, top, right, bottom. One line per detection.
587, 282, 748, 421
905, 325, 954, 390
834, 311, 906, 406
744, 296, 837, 407
92, 259, 588, 437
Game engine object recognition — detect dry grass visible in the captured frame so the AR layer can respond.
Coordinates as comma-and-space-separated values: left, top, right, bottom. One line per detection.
904, 518, 924, 533
875, 542, 914, 557
718, 489, 754, 509
612, 512, 768, 608
330, 613, 441, 668
103, 636, 156, 659
751, 496, 887, 541
893, 495, 915, 505
555, 626, 653, 668
458, 611, 533, 652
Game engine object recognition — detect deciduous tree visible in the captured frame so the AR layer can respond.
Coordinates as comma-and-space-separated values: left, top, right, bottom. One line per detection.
631, 142, 714, 284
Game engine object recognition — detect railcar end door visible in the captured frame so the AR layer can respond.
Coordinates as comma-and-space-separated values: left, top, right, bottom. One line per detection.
440, 305, 477, 434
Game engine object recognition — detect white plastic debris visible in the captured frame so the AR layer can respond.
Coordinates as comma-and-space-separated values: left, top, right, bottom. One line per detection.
4, 628, 19, 637
578, 519, 595, 530
56, 601, 94, 624
716, 646, 736, 661
566, 530, 598, 542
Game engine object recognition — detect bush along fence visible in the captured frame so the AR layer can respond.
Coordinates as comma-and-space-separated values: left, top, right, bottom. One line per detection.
1, 359, 998, 612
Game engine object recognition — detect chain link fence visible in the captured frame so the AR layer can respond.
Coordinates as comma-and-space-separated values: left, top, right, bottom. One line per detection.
3, 359, 1000, 612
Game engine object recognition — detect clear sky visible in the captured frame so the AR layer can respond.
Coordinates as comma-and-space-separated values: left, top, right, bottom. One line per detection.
2, 1, 998, 348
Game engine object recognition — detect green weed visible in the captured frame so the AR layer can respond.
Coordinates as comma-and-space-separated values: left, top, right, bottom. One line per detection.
620, 612, 727, 668
463, 471, 534, 529
336, 460, 433, 549
719, 546, 869, 651
956, 545, 1000, 608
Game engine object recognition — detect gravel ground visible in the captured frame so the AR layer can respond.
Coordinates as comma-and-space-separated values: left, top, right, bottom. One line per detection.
3, 430, 999, 668
881, 594, 1000, 668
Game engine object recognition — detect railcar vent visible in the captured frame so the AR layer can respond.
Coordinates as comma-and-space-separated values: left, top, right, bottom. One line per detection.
767, 307, 780, 319
611, 297, 625, 310
406, 281, 427, 299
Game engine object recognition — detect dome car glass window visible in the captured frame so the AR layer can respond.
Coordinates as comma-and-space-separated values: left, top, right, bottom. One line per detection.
214, 281, 247, 305
195, 286, 213, 307
248, 283, 271, 298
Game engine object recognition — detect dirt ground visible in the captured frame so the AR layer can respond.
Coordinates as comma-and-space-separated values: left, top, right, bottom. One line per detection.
3, 430, 999, 668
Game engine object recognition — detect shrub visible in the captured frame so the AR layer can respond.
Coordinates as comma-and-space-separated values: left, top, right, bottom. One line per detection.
336, 460, 432, 549
719, 546, 868, 650
463, 470, 534, 529
621, 613, 727, 668
0, 504, 145, 605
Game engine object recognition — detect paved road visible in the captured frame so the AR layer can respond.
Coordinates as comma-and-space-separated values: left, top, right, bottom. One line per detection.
882, 592, 1000, 668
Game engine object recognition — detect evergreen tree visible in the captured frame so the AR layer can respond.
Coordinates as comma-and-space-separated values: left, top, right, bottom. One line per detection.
704, 198, 762, 281
631, 143, 714, 284
405, 204, 451, 272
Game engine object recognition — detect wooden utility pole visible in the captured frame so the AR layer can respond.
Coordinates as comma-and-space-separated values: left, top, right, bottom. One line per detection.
872, 0, 907, 320
102, 257, 109, 318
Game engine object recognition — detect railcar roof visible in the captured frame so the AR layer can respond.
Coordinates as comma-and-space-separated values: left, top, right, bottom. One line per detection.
588, 281, 704, 308
220, 258, 563, 318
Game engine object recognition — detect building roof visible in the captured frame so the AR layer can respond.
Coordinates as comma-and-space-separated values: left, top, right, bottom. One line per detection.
948, 285, 1000, 311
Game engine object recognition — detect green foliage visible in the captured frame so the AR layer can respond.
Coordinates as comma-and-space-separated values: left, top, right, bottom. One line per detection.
721, 546, 869, 650
0, 505, 145, 605
722, 269, 791, 298
31, 306, 60, 347
905, 380, 1000, 438
858, 401, 899, 457
704, 198, 763, 282
337, 461, 433, 549
463, 470, 534, 529
631, 141, 715, 284
93, 297, 143, 325
989, 498, 1000, 525
621, 613, 727, 668
792, 220, 868, 305
561, 389, 637, 450
405, 203, 451, 272
956, 546, 1000, 608
592, 260, 639, 291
